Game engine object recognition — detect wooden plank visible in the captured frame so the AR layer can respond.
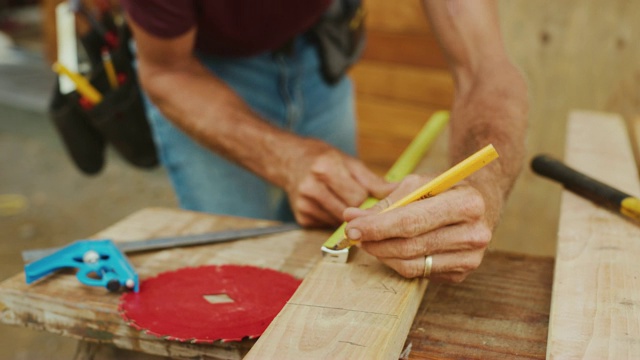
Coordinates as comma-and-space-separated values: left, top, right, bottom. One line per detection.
351, 61, 454, 108
628, 116, 640, 173
0, 207, 328, 359
547, 111, 640, 358
365, 0, 432, 35
246, 114, 448, 359
361, 31, 448, 69
356, 95, 442, 174
409, 251, 553, 359
245, 248, 428, 359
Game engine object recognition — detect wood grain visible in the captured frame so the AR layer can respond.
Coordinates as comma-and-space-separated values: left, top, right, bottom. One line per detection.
629, 116, 640, 172
364, 0, 432, 36
245, 248, 428, 359
409, 251, 553, 360
547, 111, 640, 358
356, 96, 442, 175
361, 31, 448, 69
351, 62, 453, 108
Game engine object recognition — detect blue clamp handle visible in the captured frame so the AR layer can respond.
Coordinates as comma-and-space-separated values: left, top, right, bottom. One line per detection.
24, 239, 139, 292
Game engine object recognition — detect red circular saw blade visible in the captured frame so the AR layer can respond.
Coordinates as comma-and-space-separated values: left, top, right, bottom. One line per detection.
119, 265, 301, 343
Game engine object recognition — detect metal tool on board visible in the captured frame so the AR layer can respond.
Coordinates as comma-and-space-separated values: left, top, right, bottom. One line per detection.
25, 239, 139, 292
23, 223, 301, 292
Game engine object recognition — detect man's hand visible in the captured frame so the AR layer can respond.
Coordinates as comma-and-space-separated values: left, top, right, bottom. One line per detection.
128, 18, 392, 228
344, 174, 491, 282
350, 0, 528, 281
284, 138, 395, 228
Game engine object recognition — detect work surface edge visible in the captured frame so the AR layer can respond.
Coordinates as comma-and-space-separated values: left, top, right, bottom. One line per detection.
547, 110, 640, 358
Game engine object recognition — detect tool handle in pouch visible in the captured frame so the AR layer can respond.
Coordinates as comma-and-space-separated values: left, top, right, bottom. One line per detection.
531, 154, 630, 213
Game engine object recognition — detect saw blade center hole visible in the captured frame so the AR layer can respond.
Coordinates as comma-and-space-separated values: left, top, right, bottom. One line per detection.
203, 293, 235, 304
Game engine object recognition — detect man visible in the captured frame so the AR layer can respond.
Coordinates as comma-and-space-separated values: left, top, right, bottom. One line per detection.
121, 0, 528, 283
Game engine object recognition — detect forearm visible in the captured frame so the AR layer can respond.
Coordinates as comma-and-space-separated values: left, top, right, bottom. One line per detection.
139, 58, 305, 188
450, 63, 528, 227
423, 0, 529, 227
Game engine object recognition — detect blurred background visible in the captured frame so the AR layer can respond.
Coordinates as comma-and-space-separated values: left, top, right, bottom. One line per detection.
1, 0, 640, 358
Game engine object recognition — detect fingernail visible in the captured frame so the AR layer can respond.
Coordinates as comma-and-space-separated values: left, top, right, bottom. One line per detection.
346, 228, 361, 241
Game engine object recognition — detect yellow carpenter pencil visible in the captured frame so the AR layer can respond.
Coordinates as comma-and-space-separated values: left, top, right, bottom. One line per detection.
333, 144, 499, 250
52, 62, 103, 104
101, 48, 118, 89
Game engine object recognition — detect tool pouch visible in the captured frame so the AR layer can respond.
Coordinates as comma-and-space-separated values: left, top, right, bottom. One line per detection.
310, 0, 366, 85
49, 79, 106, 175
48, 20, 158, 175
85, 69, 157, 169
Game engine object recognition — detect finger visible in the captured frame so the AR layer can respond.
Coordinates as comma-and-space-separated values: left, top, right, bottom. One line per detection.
343, 195, 396, 222
346, 185, 485, 242
360, 221, 491, 259
311, 156, 369, 207
345, 158, 398, 199
298, 178, 346, 221
343, 207, 369, 222
342, 174, 430, 222
365, 174, 426, 214
378, 249, 485, 281
293, 196, 341, 228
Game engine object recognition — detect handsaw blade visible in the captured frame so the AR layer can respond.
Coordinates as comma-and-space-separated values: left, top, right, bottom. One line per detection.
22, 223, 301, 263
119, 265, 301, 342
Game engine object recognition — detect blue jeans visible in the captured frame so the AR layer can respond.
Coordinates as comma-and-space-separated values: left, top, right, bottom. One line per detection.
143, 36, 357, 222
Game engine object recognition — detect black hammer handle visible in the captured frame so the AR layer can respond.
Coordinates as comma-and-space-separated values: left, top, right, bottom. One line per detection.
531, 154, 640, 220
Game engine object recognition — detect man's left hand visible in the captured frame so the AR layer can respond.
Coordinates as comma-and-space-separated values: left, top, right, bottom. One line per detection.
343, 174, 493, 282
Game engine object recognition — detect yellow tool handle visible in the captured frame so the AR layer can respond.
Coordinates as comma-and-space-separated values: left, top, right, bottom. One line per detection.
102, 49, 118, 89
52, 62, 103, 104
321, 110, 450, 250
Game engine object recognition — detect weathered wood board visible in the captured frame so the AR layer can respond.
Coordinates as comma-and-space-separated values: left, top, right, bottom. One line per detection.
547, 111, 640, 358
0, 207, 328, 359
409, 251, 553, 359
246, 248, 428, 359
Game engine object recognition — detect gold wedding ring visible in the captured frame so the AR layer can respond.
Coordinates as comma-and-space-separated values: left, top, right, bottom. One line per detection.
423, 255, 433, 278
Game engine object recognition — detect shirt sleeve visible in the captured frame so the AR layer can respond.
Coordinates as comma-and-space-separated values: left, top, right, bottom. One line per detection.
120, 0, 197, 38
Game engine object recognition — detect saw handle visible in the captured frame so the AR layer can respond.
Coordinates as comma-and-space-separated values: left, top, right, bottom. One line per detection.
531, 154, 630, 213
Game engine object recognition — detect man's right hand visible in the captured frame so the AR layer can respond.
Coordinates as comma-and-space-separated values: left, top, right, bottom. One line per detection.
283, 138, 396, 228
128, 17, 391, 228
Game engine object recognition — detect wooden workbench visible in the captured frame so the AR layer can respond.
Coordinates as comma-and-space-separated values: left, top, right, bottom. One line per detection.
0, 207, 552, 359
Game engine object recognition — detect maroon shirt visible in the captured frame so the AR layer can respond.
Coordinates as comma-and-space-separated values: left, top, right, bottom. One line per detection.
121, 0, 332, 57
